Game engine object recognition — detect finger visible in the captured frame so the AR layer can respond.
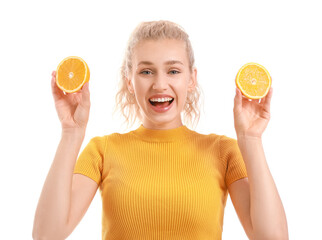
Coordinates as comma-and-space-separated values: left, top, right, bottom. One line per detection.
234, 88, 242, 113
262, 87, 273, 111
80, 82, 90, 107
51, 71, 64, 100
82, 81, 89, 91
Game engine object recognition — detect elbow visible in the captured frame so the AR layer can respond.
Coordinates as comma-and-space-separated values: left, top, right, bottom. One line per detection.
251, 230, 289, 240
271, 230, 289, 240
32, 229, 51, 240
251, 220, 289, 240
32, 233, 65, 240
32, 234, 46, 240
270, 225, 289, 240
32, 231, 47, 240
32, 223, 43, 240
32, 225, 66, 240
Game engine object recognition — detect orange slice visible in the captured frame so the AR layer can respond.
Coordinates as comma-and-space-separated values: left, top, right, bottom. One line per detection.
56, 56, 90, 93
235, 62, 271, 99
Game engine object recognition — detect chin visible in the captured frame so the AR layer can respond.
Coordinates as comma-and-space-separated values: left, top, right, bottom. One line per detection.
140, 101, 182, 125
148, 114, 182, 126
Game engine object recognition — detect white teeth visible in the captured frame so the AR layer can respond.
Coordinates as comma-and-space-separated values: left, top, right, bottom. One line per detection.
150, 97, 173, 102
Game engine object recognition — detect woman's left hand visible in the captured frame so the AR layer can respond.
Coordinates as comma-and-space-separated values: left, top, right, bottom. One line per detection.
233, 86, 273, 139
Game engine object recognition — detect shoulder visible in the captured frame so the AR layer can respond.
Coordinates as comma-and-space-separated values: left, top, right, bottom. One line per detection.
217, 135, 242, 163
218, 135, 238, 147
190, 131, 239, 157
186, 128, 221, 141
82, 135, 108, 154
183, 129, 231, 153
89, 130, 139, 146
188, 128, 237, 146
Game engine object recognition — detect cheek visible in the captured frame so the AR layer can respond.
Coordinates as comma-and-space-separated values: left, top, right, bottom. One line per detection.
133, 79, 148, 102
174, 77, 189, 96
174, 87, 189, 106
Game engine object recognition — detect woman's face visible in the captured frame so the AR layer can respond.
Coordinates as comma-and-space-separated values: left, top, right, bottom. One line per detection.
127, 39, 197, 130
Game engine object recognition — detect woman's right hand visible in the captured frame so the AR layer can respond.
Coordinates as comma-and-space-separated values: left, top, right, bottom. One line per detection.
51, 71, 91, 132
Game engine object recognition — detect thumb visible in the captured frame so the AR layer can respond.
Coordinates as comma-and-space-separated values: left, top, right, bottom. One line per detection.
80, 82, 90, 107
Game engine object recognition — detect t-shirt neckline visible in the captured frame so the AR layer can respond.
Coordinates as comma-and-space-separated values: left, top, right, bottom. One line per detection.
131, 124, 191, 142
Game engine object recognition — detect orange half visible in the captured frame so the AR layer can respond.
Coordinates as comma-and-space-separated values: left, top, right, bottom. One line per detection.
235, 62, 271, 99
56, 56, 90, 93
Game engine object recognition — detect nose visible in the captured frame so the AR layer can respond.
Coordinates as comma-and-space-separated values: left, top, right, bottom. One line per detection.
152, 73, 168, 90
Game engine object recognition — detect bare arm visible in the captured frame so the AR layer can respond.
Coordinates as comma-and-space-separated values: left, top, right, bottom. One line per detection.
237, 137, 288, 239
33, 130, 84, 239
32, 71, 95, 239
233, 87, 288, 239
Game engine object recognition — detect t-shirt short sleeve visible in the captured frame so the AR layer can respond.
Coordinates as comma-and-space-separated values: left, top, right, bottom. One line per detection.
73, 136, 106, 185
219, 135, 248, 187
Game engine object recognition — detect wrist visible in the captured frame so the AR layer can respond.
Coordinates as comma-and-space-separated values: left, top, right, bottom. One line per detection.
61, 128, 86, 139
237, 134, 262, 143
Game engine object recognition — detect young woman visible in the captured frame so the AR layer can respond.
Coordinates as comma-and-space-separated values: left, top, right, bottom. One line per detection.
33, 20, 288, 240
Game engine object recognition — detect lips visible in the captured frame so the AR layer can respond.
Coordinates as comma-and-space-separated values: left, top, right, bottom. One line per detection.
148, 94, 175, 113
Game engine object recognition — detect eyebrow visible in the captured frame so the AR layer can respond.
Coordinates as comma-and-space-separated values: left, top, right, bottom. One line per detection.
138, 60, 184, 66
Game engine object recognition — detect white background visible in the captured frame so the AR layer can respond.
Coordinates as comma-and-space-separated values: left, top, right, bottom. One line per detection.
1, 0, 321, 239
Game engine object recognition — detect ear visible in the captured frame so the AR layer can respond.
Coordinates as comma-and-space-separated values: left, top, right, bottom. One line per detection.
126, 77, 134, 94
188, 67, 197, 92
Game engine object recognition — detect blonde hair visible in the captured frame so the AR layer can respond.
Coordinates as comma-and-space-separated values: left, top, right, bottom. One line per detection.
114, 20, 203, 130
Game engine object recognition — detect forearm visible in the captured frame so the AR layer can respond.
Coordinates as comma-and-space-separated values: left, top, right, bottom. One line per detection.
33, 129, 85, 239
237, 136, 288, 240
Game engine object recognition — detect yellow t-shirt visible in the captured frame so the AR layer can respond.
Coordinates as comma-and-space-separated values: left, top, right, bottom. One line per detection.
74, 124, 247, 240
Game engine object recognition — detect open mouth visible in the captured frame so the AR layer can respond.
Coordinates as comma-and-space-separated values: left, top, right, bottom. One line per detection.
149, 98, 174, 107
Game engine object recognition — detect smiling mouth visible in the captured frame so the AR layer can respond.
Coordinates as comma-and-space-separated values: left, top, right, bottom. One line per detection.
149, 98, 174, 107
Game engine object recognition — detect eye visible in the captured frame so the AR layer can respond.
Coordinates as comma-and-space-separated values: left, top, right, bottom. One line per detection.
140, 70, 153, 75
169, 70, 180, 74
